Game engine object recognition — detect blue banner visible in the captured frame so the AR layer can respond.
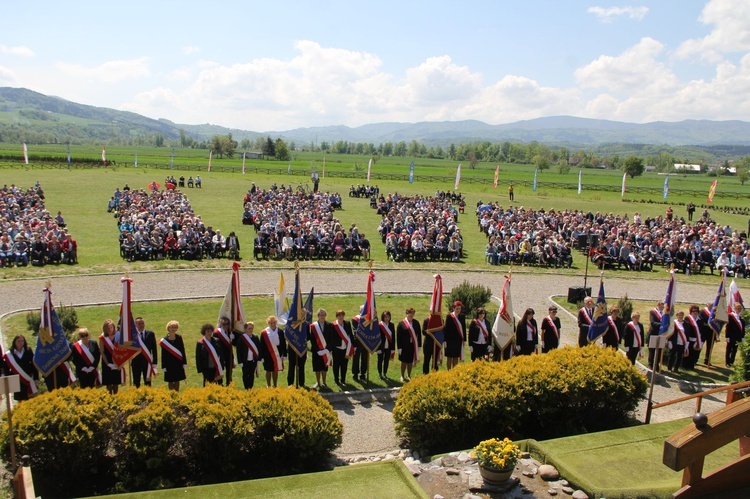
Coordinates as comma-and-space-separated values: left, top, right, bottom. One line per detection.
284, 271, 309, 356
533, 169, 538, 192
33, 289, 72, 376
409, 161, 414, 183
355, 271, 382, 353
587, 280, 609, 343
658, 273, 677, 336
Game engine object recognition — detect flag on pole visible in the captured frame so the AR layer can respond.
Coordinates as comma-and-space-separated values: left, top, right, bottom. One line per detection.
67, 145, 71, 167
303, 287, 315, 324
493, 166, 499, 189
287, 157, 292, 174
322, 156, 326, 178
492, 275, 515, 351
587, 278, 609, 343
621, 173, 627, 197
242, 152, 246, 175
218, 262, 246, 336
134, 150, 138, 168
709, 269, 728, 334
663, 176, 669, 200
274, 272, 289, 326
728, 279, 744, 312
707, 180, 718, 204
367, 158, 373, 182
114, 277, 143, 367
284, 268, 308, 357
454, 163, 461, 190
577, 170, 582, 194
409, 161, 414, 184
658, 272, 677, 337
208, 150, 212, 172
102, 145, 106, 165
533, 168, 538, 192
23, 143, 28, 164
425, 274, 445, 345
32, 286, 72, 376
170, 147, 175, 169
355, 270, 381, 353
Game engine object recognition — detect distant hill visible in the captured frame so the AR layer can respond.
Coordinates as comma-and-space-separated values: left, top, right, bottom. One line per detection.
2, 86, 750, 149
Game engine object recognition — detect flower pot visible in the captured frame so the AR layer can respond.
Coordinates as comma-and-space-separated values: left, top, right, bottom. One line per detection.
479, 464, 513, 484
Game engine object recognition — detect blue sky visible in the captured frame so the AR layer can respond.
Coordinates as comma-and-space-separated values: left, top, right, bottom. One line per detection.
2, 1, 749, 131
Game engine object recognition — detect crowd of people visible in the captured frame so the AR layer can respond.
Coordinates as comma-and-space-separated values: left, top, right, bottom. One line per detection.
0, 183, 77, 267
111, 186, 237, 261
478, 202, 750, 276
375, 191, 465, 262
241, 183, 363, 261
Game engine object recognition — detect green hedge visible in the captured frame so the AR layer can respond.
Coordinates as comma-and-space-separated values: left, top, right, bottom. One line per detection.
0, 385, 343, 497
393, 346, 648, 454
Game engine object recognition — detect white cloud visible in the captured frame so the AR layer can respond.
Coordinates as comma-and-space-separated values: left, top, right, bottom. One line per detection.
182, 46, 200, 55
56, 57, 151, 83
0, 65, 17, 85
676, 0, 750, 62
0, 45, 34, 57
587, 6, 649, 23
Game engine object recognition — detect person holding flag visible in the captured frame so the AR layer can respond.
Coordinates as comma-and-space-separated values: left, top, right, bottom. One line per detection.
259, 316, 286, 387
444, 301, 466, 369
34, 285, 74, 391
132, 317, 158, 388
683, 305, 703, 370
196, 323, 224, 386
377, 310, 395, 379
284, 268, 309, 388
235, 321, 260, 390
70, 327, 101, 388
310, 309, 333, 388
160, 321, 187, 391
492, 274, 516, 361
709, 270, 729, 366
540, 306, 561, 353
726, 301, 746, 367
217, 262, 246, 386
99, 320, 123, 394
647, 300, 665, 368
214, 318, 236, 386
397, 308, 421, 382
587, 279, 609, 345
4, 335, 37, 401
469, 308, 491, 360
602, 307, 622, 349
667, 311, 688, 373
699, 302, 715, 367
577, 296, 595, 348
423, 274, 445, 374
331, 310, 353, 385
623, 311, 644, 365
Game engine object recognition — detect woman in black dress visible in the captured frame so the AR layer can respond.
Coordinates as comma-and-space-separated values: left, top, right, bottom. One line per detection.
377, 310, 395, 380
4, 334, 38, 401
396, 308, 421, 382
515, 308, 538, 355
160, 320, 187, 391
99, 319, 123, 394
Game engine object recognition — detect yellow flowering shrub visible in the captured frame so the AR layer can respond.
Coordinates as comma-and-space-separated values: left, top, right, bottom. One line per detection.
474, 438, 522, 470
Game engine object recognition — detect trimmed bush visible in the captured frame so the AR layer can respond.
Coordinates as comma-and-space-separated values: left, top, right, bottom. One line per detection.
446, 280, 492, 314
0, 385, 343, 497
394, 346, 647, 454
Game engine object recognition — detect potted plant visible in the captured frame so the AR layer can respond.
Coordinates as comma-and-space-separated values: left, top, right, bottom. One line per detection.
473, 437, 522, 484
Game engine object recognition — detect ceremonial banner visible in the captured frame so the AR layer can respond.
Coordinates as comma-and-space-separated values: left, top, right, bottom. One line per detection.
409, 161, 414, 184
587, 278, 609, 343
709, 269, 728, 334
577, 170, 582, 194
621, 173, 626, 197
425, 274, 445, 346
67, 145, 71, 167
533, 168, 538, 192
134, 150, 138, 167
242, 152, 246, 175
707, 180, 717, 204
355, 270, 381, 353
493, 165, 499, 189
274, 272, 289, 326
367, 158, 373, 182
114, 277, 143, 367
492, 275, 515, 349
663, 177, 669, 200
23, 143, 28, 164
729, 279, 744, 311
170, 147, 175, 169
33, 287, 72, 376
284, 269, 308, 357
454, 164, 461, 190
303, 287, 315, 323
101, 145, 106, 165
218, 262, 246, 335
208, 150, 212, 172
658, 272, 677, 338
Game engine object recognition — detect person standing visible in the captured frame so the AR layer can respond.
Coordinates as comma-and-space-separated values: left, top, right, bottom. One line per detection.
687, 202, 696, 222
235, 321, 260, 390
331, 310, 353, 385
623, 312, 644, 365
70, 328, 101, 389
726, 302, 746, 367
397, 308, 421, 382
160, 320, 187, 391
99, 319, 123, 394
683, 305, 703, 369
132, 317, 158, 387
444, 301, 466, 370
196, 323, 224, 386
647, 301, 665, 368
350, 306, 367, 382
699, 303, 716, 367
602, 307, 622, 349
541, 306, 562, 353
515, 308, 538, 355
508, 183, 514, 201
259, 316, 287, 387
577, 296, 594, 348
309, 309, 333, 389
4, 335, 38, 401
285, 324, 307, 388
214, 317, 236, 386
421, 316, 438, 375
469, 308, 491, 360
377, 310, 395, 379
668, 311, 688, 373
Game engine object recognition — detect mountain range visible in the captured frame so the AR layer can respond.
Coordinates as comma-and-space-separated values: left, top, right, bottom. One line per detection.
2, 86, 750, 148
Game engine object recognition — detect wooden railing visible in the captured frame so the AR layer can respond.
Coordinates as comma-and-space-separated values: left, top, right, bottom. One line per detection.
650, 380, 750, 416
13, 465, 34, 499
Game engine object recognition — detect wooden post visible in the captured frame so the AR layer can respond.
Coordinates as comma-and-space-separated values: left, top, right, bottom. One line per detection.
4, 377, 17, 472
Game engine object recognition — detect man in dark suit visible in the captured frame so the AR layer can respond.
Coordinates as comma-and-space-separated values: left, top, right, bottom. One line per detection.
132, 317, 158, 387
647, 301, 665, 369
443, 301, 466, 370
253, 233, 268, 260
699, 303, 716, 366
726, 302, 747, 367
214, 317, 235, 386
577, 296, 594, 347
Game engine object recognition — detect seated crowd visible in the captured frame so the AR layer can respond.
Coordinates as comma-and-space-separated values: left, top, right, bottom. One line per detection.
375, 192, 464, 262
478, 203, 750, 276
0, 183, 77, 267
112, 187, 237, 262
241, 184, 366, 261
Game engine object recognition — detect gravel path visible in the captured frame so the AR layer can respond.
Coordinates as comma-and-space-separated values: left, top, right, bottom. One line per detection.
0, 267, 730, 457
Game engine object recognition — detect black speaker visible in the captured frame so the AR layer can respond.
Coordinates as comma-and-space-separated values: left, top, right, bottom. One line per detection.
567, 286, 592, 304
577, 234, 588, 249
589, 234, 599, 248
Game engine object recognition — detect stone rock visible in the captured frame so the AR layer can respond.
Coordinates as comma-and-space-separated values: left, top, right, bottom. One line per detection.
433, 495, 445, 499
572, 491, 588, 499
389, 450, 400, 457
562, 486, 575, 494
441, 455, 458, 467
548, 489, 558, 496
370, 456, 381, 462
539, 464, 560, 481
446, 468, 461, 476
457, 451, 472, 462
521, 451, 531, 458
463, 494, 482, 499
560, 479, 569, 486
522, 470, 535, 477
383, 454, 397, 461
412, 451, 421, 461
406, 462, 422, 476
399, 449, 408, 459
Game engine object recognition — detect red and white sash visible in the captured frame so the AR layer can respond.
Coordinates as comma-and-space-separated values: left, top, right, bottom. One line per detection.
136, 330, 157, 378
702, 307, 712, 320
627, 322, 642, 350
240, 333, 259, 362
261, 329, 284, 371
201, 337, 224, 378
333, 322, 353, 358
731, 312, 743, 330
403, 318, 419, 363
379, 321, 393, 349
159, 337, 184, 362
544, 316, 559, 340
214, 328, 232, 348
310, 322, 333, 366
606, 317, 619, 342
473, 318, 490, 343
61, 361, 76, 384
450, 313, 464, 341
73, 341, 102, 386
688, 316, 703, 348
100, 334, 126, 384
580, 308, 593, 325
4, 351, 37, 396
652, 308, 663, 322
674, 321, 688, 349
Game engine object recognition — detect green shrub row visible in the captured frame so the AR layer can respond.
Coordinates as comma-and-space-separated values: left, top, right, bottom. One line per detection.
0, 385, 343, 497
393, 346, 648, 454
